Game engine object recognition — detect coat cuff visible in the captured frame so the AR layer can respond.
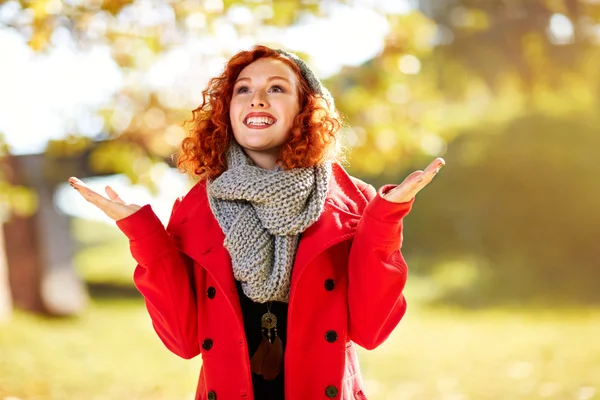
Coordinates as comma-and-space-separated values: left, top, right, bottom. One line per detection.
359, 185, 414, 244
116, 205, 174, 264
116, 204, 164, 240
369, 185, 414, 221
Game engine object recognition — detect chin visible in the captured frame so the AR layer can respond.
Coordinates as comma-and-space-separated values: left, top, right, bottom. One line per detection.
244, 144, 278, 152
239, 137, 282, 150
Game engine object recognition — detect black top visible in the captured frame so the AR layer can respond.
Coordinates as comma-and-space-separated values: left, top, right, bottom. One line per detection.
236, 280, 288, 400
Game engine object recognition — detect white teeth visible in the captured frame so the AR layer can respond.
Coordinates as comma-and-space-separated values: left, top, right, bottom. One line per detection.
245, 116, 275, 126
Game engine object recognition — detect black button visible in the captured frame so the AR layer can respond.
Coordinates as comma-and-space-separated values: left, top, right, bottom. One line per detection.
207, 391, 217, 400
202, 338, 213, 351
325, 385, 338, 398
324, 279, 335, 291
325, 330, 338, 343
207, 286, 216, 299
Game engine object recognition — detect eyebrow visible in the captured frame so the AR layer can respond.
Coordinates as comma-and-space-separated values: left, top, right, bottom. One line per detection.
234, 76, 292, 84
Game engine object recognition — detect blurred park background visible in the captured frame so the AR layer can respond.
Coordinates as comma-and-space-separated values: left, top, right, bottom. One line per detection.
1, 0, 599, 399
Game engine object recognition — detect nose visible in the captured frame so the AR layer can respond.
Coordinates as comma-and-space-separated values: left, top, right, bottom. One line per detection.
250, 90, 268, 108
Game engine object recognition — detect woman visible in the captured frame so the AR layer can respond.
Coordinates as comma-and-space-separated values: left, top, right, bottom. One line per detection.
70, 45, 444, 400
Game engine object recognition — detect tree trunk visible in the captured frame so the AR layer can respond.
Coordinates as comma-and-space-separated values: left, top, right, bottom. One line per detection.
4, 154, 87, 316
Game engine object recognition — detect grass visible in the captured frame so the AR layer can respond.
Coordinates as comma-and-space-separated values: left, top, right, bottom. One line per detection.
1, 303, 599, 400
360, 306, 600, 400
0, 299, 201, 400
1, 219, 599, 399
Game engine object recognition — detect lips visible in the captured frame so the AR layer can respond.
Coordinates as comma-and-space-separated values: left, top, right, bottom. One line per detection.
244, 112, 276, 127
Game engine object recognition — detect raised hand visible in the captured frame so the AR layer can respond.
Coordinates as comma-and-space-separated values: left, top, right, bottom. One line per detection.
382, 158, 446, 204
68, 177, 141, 221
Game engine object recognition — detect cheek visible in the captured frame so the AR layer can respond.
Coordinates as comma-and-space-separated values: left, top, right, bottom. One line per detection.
283, 101, 301, 122
229, 103, 237, 121
228, 103, 243, 137
230, 98, 245, 118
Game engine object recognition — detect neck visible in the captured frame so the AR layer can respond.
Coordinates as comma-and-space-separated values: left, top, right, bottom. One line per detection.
243, 148, 280, 170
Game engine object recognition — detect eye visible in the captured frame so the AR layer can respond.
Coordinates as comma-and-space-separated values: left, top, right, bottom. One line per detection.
269, 85, 284, 93
235, 86, 249, 94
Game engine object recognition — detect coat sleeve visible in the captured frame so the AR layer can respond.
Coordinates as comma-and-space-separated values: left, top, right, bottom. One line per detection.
116, 201, 200, 359
347, 182, 414, 350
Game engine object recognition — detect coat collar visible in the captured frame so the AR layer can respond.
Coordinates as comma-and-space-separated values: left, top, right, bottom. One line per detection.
167, 163, 369, 298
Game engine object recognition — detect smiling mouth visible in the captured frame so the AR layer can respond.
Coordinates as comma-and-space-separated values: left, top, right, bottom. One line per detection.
244, 116, 276, 127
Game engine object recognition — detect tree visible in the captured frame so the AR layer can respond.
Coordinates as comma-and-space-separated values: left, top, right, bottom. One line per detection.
3, 0, 599, 306
0, 0, 330, 181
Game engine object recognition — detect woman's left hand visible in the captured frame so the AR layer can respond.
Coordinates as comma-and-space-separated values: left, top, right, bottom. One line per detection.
382, 158, 446, 203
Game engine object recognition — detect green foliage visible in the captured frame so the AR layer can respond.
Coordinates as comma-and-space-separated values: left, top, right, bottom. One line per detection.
0, 184, 38, 218
417, 0, 600, 92
0, 133, 37, 218
3, 0, 330, 53
404, 113, 600, 306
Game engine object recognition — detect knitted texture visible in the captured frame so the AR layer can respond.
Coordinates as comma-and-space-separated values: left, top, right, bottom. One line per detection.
275, 49, 335, 109
207, 143, 331, 303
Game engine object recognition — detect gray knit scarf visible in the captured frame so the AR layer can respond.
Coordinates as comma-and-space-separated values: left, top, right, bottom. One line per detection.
207, 143, 331, 303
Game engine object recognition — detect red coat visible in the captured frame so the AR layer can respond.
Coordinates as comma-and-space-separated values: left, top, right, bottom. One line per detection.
116, 163, 413, 400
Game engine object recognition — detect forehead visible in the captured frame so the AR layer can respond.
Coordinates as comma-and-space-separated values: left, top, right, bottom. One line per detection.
236, 57, 298, 83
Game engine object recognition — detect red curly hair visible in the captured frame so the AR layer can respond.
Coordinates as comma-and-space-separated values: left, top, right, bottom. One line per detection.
177, 45, 342, 180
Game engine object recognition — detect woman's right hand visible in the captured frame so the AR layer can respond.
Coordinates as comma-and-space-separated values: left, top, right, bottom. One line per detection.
69, 177, 141, 221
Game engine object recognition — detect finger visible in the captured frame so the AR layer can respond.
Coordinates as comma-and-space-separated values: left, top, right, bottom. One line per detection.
385, 171, 423, 200
391, 170, 423, 192
69, 177, 114, 209
404, 170, 424, 182
69, 176, 90, 189
79, 186, 112, 208
105, 186, 126, 205
424, 158, 446, 176
414, 158, 445, 189
69, 176, 94, 196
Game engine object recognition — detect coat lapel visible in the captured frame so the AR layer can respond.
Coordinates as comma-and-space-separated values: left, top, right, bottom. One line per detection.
291, 164, 369, 286
167, 183, 241, 319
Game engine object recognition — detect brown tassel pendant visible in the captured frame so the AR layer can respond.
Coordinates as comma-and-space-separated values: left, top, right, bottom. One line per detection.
250, 334, 271, 375
250, 304, 283, 380
262, 330, 283, 380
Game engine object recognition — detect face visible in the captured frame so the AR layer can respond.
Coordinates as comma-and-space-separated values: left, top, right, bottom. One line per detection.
229, 57, 301, 169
